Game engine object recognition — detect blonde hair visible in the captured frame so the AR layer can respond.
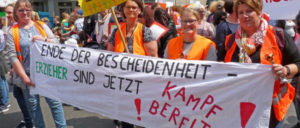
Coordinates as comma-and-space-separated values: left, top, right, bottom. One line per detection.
209, 0, 224, 13
13, 0, 32, 21
181, 8, 200, 21
31, 11, 40, 21
41, 17, 49, 22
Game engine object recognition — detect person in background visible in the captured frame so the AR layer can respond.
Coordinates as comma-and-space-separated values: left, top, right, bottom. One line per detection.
164, 8, 216, 61
212, 10, 227, 27
222, 0, 300, 127
293, 10, 300, 128
61, 12, 70, 34
285, 20, 296, 39
0, 17, 10, 113
41, 17, 51, 28
31, 11, 40, 21
153, 8, 177, 58
207, 0, 224, 23
95, 9, 111, 49
5, 0, 67, 127
215, 0, 239, 61
195, 4, 215, 40
74, 9, 84, 45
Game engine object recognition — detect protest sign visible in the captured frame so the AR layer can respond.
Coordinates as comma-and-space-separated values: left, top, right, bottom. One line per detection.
78, 0, 127, 16
149, 22, 169, 41
263, 0, 300, 20
30, 41, 275, 128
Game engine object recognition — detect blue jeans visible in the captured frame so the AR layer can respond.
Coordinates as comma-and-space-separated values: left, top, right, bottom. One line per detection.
0, 76, 9, 106
22, 86, 66, 128
13, 85, 33, 128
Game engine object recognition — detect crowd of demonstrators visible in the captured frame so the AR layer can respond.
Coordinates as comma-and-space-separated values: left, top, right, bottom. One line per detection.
0, 0, 300, 127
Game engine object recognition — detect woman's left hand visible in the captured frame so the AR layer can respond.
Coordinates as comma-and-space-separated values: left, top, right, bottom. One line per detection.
272, 64, 288, 78
32, 35, 46, 42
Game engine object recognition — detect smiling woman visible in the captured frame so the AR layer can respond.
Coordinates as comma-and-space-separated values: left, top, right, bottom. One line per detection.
164, 8, 217, 61
5, 0, 66, 127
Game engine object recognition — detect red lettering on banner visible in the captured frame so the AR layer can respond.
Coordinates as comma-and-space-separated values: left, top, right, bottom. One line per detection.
160, 102, 171, 118
200, 95, 214, 110
169, 107, 180, 125
186, 94, 201, 111
149, 100, 159, 115
201, 120, 211, 128
190, 118, 197, 128
266, 0, 289, 3
179, 117, 189, 128
205, 104, 223, 118
162, 81, 177, 100
175, 87, 186, 102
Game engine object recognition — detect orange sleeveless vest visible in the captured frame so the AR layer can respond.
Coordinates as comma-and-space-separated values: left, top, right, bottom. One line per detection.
114, 23, 146, 55
224, 25, 295, 121
168, 35, 215, 60
12, 21, 47, 61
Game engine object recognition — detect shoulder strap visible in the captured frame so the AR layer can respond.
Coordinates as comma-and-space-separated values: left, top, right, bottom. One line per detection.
34, 21, 47, 37
273, 27, 285, 51
226, 33, 236, 51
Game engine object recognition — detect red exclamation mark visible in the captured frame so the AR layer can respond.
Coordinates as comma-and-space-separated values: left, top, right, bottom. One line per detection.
135, 98, 141, 121
240, 102, 256, 128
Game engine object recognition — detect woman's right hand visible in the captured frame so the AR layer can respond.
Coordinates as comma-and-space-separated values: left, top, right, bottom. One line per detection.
22, 75, 35, 87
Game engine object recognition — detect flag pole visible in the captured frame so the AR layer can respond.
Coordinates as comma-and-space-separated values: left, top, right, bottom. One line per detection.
110, 7, 129, 53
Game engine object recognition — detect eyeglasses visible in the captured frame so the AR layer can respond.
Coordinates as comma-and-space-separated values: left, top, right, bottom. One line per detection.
18, 9, 31, 13
181, 20, 198, 25
125, 6, 139, 11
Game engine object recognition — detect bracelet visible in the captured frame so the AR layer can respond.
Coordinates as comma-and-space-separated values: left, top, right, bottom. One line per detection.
284, 65, 291, 76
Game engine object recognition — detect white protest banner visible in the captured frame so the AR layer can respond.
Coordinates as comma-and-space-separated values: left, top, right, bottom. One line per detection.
263, 0, 300, 20
30, 41, 275, 128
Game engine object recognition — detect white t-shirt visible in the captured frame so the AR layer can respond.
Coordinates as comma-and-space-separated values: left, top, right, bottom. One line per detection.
74, 18, 84, 32
285, 20, 295, 38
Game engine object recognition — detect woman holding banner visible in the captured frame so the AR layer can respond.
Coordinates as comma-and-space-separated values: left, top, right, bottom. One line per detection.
164, 8, 217, 61
222, 0, 300, 127
5, 0, 66, 127
107, 0, 158, 57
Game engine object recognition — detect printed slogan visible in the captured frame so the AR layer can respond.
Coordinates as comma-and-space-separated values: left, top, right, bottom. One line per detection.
30, 41, 275, 128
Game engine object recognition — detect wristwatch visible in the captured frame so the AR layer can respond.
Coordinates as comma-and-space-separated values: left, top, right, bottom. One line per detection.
284, 66, 291, 76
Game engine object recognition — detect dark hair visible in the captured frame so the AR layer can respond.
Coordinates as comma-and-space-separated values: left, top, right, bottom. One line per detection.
213, 10, 227, 26
224, 0, 234, 14
151, 3, 159, 10
276, 20, 286, 30
296, 10, 300, 33
154, 8, 171, 27
120, 0, 144, 19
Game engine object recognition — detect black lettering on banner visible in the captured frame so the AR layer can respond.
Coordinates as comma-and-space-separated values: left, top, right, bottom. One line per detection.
162, 62, 175, 76
73, 70, 95, 85
201, 64, 211, 80
142, 60, 147, 72
194, 64, 199, 79
110, 75, 116, 90
125, 78, 133, 93
146, 60, 154, 73
41, 44, 47, 56
127, 58, 136, 71
71, 49, 78, 62
104, 54, 112, 68
120, 57, 128, 70
174, 63, 186, 78
135, 80, 142, 94
111, 55, 119, 69
154, 60, 164, 75
40, 44, 65, 60
134, 59, 143, 72
59, 46, 65, 60
119, 77, 124, 90
185, 63, 194, 79
103, 75, 110, 88
97, 53, 105, 66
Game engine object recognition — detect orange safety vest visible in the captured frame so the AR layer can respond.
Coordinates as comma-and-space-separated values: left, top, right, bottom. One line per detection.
114, 23, 146, 55
12, 21, 47, 61
224, 25, 295, 121
168, 35, 215, 60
